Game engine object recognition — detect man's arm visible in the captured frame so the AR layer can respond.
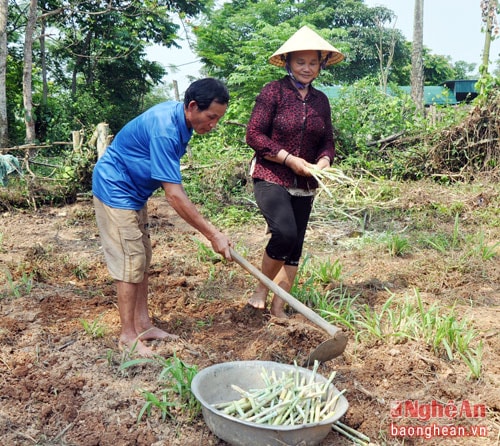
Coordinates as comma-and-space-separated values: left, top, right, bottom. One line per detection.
162, 182, 232, 260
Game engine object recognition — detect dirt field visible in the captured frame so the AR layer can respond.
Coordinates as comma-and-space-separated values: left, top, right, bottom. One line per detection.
0, 182, 499, 445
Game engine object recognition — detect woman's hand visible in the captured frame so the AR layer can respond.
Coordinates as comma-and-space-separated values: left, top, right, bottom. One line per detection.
315, 156, 331, 170
298, 157, 330, 175
286, 155, 315, 177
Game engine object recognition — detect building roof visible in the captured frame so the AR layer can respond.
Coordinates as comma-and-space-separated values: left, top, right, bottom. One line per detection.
398, 86, 457, 105
441, 79, 478, 102
318, 83, 468, 106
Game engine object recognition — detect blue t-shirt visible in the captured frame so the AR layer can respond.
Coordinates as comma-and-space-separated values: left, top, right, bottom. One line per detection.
92, 101, 193, 210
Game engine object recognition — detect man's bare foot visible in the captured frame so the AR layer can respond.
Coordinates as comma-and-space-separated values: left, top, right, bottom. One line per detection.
118, 338, 154, 357
138, 326, 179, 341
248, 290, 268, 310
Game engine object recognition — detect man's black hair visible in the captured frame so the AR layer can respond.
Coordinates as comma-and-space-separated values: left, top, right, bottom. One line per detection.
184, 78, 230, 111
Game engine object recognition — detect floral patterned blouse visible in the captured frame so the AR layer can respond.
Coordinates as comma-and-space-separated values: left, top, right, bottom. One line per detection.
246, 76, 335, 191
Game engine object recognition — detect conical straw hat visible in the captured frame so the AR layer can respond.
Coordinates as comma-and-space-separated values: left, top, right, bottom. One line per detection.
269, 25, 344, 67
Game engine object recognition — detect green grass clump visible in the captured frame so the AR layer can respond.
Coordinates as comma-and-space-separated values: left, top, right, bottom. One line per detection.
80, 314, 107, 339
120, 352, 200, 421
292, 260, 484, 380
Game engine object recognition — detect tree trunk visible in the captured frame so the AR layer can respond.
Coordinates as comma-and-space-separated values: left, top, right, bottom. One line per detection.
0, 0, 8, 147
23, 0, 38, 144
40, 17, 47, 105
89, 122, 112, 159
39, 7, 62, 104
411, 0, 424, 114
481, 0, 498, 74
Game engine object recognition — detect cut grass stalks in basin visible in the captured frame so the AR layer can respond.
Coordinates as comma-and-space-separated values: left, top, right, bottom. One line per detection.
213, 361, 345, 426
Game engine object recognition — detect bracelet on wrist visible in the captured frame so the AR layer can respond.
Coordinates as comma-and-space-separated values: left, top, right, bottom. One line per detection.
283, 153, 292, 165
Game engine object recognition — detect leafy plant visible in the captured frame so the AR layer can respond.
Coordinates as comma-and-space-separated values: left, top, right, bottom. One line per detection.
420, 213, 463, 252
2, 269, 34, 298
73, 262, 89, 280
120, 352, 201, 421
384, 232, 411, 257
318, 287, 360, 331
195, 316, 213, 329
459, 341, 484, 380
351, 289, 483, 378
194, 239, 222, 264
469, 234, 499, 261
80, 315, 107, 339
312, 257, 343, 284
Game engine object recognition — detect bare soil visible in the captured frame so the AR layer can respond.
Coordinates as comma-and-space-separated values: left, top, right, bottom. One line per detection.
0, 184, 499, 446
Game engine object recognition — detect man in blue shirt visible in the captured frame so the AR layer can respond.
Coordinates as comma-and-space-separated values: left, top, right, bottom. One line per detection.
93, 78, 232, 357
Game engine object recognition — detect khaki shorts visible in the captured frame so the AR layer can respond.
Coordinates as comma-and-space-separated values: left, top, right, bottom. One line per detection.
94, 196, 152, 283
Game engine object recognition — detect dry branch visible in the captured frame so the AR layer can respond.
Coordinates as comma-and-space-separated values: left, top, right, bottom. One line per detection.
427, 87, 500, 178
0, 144, 52, 153
367, 131, 405, 147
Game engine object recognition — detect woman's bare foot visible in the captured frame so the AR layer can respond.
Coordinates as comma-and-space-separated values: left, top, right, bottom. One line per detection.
270, 307, 288, 318
118, 337, 154, 357
270, 297, 288, 319
248, 290, 268, 309
138, 326, 179, 341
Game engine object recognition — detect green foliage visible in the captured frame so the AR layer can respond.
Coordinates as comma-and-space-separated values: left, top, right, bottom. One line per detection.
120, 353, 201, 421
419, 214, 463, 253
384, 232, 411, 257
474, 71, 500, 98
327, 78, 469, 178
459, 342, 484, 380
4, 1, 207, 146
355, 289, 482, 378
312, 257, 343, 284
422, 52, 459, 86
1, 269, 34, 299
291, 256, 484, 379
329, 79, 420, 157
453, 60, 478, 79
80, 315, 107, 339
194, 239, 222, 263
5, 53, 25, 144
181, 128, 259, 228
469, 235, 499, 261
194, 0, 409, 102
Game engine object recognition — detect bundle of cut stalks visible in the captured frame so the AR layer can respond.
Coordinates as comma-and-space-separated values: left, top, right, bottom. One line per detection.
213, 361, 344, 426
308, 166, 366, 198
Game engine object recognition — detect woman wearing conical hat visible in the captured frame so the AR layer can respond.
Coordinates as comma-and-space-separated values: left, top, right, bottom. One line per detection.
246, 26, 343, 318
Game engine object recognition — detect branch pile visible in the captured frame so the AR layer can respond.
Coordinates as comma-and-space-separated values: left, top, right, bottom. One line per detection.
427, 88, 500, 178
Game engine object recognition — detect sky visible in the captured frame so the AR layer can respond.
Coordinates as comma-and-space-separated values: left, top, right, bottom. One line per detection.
147, 0, 499, 94
364, 0, 498, 67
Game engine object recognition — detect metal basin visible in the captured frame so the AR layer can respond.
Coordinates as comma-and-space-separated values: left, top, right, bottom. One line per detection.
191, 360, 349, 446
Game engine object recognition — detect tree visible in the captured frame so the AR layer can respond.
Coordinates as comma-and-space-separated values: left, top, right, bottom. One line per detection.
423, 53, 456, 85
480, 0, 499, 74
1, 0, 208, 145
0, 0, 7, 147
410, 0, 424, 113
42, 0, 206, 132
453, 60, 477, 79
23, 0, 37, 144
374, 12, 397, 92
193, 0, 410, 93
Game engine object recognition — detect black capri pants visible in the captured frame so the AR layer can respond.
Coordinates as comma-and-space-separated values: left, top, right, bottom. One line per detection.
253, 180, 314, 266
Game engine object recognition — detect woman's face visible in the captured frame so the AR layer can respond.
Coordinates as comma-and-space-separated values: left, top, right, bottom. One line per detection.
288, 50, 321, 85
